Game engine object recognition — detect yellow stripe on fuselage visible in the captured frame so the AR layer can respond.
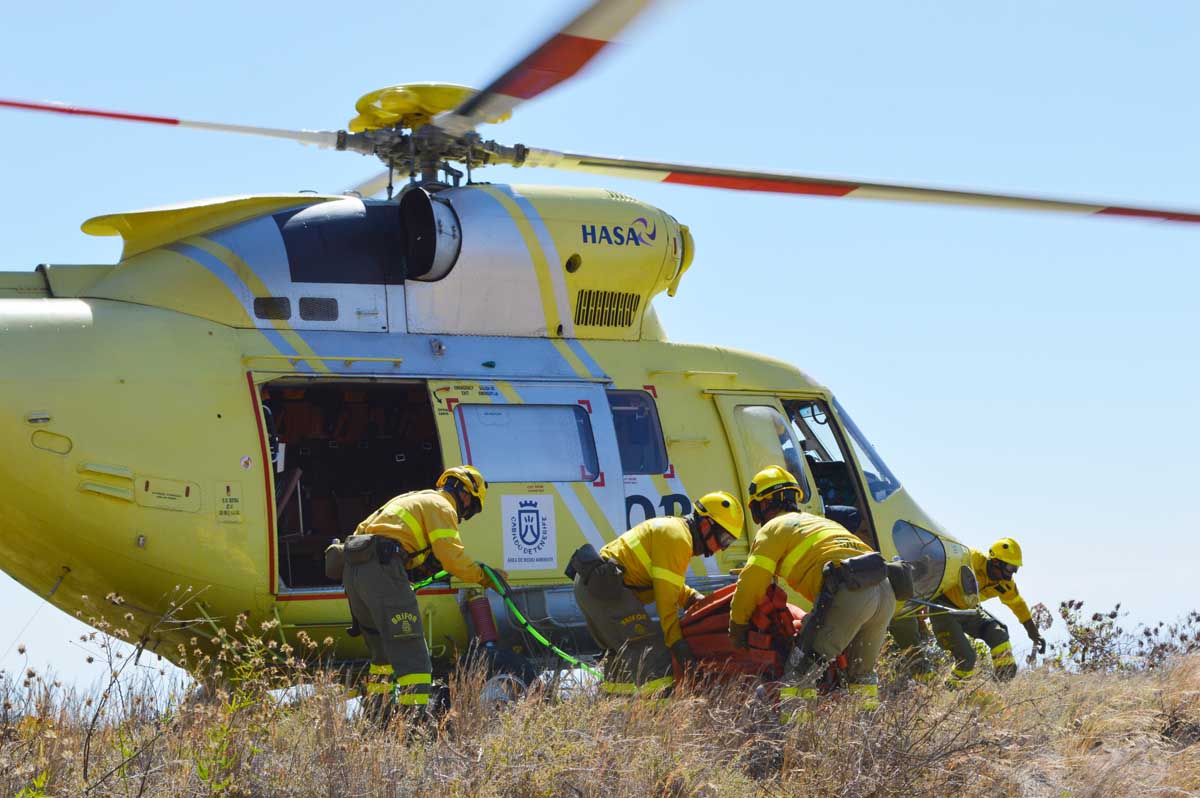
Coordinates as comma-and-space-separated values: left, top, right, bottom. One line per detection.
567, 482, 618, 540
186, 235, 330, 373
552, 339, 592, 379
474, 186, 566, 337
492, 381, 522, 405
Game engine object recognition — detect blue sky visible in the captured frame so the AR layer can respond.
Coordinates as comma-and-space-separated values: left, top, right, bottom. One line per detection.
2, 0, 1198, 684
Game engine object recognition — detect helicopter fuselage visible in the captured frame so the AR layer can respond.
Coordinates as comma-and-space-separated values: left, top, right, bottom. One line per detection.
0, 183, 968, 669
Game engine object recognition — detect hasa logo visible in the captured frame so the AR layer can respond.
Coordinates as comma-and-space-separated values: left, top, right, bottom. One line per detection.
581, 217, 657, 247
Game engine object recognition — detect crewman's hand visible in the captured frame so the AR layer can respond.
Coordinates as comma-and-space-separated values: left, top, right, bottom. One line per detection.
683, 591, 704, 610
670, 639, 696, 667
728, 621, 751, 651
480, 565, 509, 593
1022, 620, 1046, 654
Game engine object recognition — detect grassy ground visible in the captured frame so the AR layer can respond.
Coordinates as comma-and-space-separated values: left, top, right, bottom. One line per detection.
3, 647, 1199, 798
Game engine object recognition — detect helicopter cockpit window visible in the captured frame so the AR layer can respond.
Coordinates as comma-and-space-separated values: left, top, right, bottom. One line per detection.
607, 390, 668, 475
833, 397, 901, 502
453, 404, 600, 483
891, 520, 947, 599
732, 405, 811, 502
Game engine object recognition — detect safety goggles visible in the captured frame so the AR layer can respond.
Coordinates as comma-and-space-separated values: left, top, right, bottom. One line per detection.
996, 562, 1018, 579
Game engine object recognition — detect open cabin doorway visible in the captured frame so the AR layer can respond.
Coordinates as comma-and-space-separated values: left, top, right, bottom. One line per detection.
260, 379, 443, 591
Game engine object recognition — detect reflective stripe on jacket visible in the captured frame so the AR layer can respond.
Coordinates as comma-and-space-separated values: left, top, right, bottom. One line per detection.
352, 489, 483, 584
730, 511, 870, 625
944, 548, 1031, 624
599, 517, 702, 647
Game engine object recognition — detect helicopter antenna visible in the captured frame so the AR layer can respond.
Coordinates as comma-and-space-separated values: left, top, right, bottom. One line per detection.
386, 160, 395, 200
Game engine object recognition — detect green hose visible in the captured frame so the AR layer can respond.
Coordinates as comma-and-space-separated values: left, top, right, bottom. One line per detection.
412, 566, 602, 679
481, 564, 603, 679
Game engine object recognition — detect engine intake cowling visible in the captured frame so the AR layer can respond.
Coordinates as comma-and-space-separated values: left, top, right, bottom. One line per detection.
402, 184, 690, 340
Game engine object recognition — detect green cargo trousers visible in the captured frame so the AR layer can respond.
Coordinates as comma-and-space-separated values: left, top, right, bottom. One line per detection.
780, 577, 895, 719
889, 616, 936, 680
928, 595, 1015, 681
805, 576, 896, 685
574, 560, 674, 696
343, 540, 433, 714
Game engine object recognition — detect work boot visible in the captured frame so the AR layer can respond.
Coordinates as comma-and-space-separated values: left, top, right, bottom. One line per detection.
847, 682, 880, 711
783, 646, 827, 682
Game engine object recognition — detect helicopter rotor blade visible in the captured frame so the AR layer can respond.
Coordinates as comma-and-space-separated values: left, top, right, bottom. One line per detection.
346, 170, 395, 198
431, 0, 655, 137
0, 98, 342, 149
521, 149, 1200, 224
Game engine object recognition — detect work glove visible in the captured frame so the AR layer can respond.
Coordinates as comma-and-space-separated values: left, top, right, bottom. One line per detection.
1022, 620, 1046, 654
683, 591, 704, 610
728, 620, 751, 651
480, 565, 509, 594
670, 639, 696, 668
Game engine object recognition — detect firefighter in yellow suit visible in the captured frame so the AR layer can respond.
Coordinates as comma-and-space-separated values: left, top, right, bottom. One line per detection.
343, 465, 500, 717
933, 537, 1044, 682
729, 466, 895, 719
570, 491, 744, 697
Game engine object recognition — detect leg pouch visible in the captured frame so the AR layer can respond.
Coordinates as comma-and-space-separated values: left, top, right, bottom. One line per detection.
344, 534, 377, 565
886, 559, 916, 601
586, 559, 628, 602
565, 543, 602, 581
836, 552, 888, 591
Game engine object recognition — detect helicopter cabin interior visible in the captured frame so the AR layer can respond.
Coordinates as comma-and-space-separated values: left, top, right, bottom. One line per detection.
257, 378, 881, 589
261, 380, 441, 590
781, 398, 878, 549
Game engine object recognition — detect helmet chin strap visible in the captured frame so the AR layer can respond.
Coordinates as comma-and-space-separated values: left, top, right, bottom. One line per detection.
443, 484, 469, 519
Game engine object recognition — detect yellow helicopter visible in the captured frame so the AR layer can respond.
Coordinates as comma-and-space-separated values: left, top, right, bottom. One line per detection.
2, 0, 1198, 679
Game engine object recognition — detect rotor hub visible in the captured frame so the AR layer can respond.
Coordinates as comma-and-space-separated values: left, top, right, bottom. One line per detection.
348, 83, 511, 133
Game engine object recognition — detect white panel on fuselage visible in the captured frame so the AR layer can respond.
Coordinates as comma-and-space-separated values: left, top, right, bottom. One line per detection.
404, 187, 548, 337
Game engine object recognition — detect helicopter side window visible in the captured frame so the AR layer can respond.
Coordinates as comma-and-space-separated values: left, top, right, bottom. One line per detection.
254, 297, 291, 320
453, 404, 600, 483
833, 397, 901, 502
606, 390, 668, 475
732, 405, 811, 502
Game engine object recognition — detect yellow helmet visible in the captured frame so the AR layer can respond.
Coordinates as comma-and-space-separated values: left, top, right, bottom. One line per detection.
747, 465, 805, 503
437, 465, 488, 505
988, 537, 1023, 568
694, 491, 744, 538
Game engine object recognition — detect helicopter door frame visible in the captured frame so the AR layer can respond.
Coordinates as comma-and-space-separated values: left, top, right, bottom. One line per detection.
776, 394, 880, 549
707, 392, 827, 527
427, 378, 627, 582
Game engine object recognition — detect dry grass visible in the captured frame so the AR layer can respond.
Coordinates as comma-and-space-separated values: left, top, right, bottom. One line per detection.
3, 650, 1199, 798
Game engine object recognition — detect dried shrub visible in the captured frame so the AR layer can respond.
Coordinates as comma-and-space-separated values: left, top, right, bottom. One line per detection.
3, 597, 1199, 797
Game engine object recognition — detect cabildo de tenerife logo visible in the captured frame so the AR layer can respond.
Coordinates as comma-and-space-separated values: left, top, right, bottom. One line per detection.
501, 495, 557, 570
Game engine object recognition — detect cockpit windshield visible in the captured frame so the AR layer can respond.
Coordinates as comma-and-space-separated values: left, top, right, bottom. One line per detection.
832, 397, 901, 502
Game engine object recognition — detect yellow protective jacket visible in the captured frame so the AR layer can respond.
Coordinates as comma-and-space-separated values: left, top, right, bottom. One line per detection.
599, 517, 703, 647
730, 511, 871, 626
352, 489, 484, 584
943, 548, 1031, 624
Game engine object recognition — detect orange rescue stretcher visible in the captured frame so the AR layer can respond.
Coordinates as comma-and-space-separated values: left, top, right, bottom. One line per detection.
675, 583, 803, 681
